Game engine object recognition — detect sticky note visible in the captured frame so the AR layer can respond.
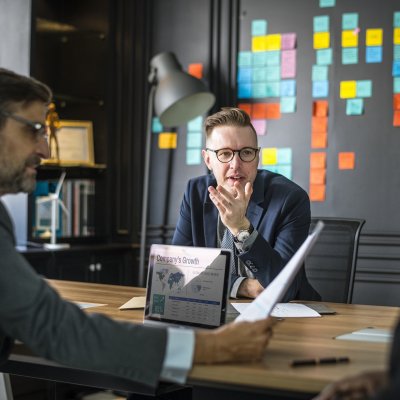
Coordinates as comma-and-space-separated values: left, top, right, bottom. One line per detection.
266, 34, 281, 50
395, 28, 400, 45
316, 48, 333, 65
346, 99, 364, 115
238, 83, 252, 98
265, 51, 281, 66
277, 148, 292, 164
366, 46, 383, 63
252, 119, 267, 135
188, 63, 203, 79
265, 66, 280, 81
393, 61, 400, 77
262, 148, 278, 165
280, 97, 296, 113
252, 36, 268, 52
342, 48, 358, 65
312, 116, 328, 133
159, 132, 177, 149
266, 103, 281, 119
342, 30, 358, 47
276, 165, 292, 180
310, 152, 326, 169
186, 149, 202, 165
395, 45, 400, 60
338, 152, 355, 170
311, 132, 328, 149
313, 100, 329, 117
394, 94, 400, 110
310, 168, 326, 185
314, 16, 330, 33
394, 77, 400, 94
342, 13, 358, 30
187, 132, 203, 148
281, 33, 296, 50
152, 117, 163, 133
188, 116, 203, 131
237, 103, 252, 116
238, 51, 252, 66
252, 67, 267, 82
281, 50, 296, 78
309, 184, 326, 202
252, 83, 268, 98
394, 12, 400, 28
264, 165, 278, 173
320, 0, 335, 7
312, 65, 328, 81
356, 80, 372, 98
265, 82, 280, 97
252, 20, 267, 36
394, 110, 400, 127
252, 103, 268, 119
313, 81, 329, 98
252, 52, 268, 66
340, 80, 357, 99
366, 29, 383, 46
281, 80, 296, 97
237, 67, 252, 82
314, 32, 330, 49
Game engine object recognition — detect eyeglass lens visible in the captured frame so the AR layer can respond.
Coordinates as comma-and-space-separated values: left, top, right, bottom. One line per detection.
216, 148, 258, 162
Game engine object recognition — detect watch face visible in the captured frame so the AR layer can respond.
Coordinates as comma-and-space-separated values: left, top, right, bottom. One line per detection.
237, 230, 250, 242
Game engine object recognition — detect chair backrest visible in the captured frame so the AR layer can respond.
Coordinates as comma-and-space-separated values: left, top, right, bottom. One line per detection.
305, 217, 365, 304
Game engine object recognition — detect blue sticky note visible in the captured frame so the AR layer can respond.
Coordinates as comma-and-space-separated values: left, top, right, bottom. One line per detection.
356, 80, 372, 98
316, 48, 333, 65
342, 48, 358, 65
312, 81, 329, 98
252, 52, 268, 66
393, 61, 400, 77
186, 149, 202, 165
394, 12, 400, 28
320, 0, 335, 7
281, 80, 296, 96
394, 77, 400, 94
238, 51, 252, 67
187, 116, 203, 131
237, 67, 252, 82
314, 16, 329, 32
252, 83, 268, 98
265, 51, 281, 66
265, 66, 280, 81
252, 67, 267, 82
237, 83, 252, 98
366, 46, 383, 63
280, 97, 296, 113
265, 82, 280, 97
187, 132, 203, 148
312, 65, 328, 81
276, 165, 292, 180
277, 148, 293, 164
252, 20, 267, 36
342, 13, 358, 30
346, 98, 364, 115
152, 117, 163, 133
395, 46, 400, 61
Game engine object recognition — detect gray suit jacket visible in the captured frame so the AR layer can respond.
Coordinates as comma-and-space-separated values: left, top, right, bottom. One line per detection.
0, 201, 167, 388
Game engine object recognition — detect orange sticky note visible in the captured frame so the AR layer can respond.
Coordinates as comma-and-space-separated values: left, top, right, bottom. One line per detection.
238, 103, 252, 116
311, 132, 328, 149
252, 103, 268, 119
310, 169, 326, 185
266, 103, 281, 119
312, 116, 328, 133
188, 63, 203, 79
309, 184, 326, 202
338, 152, 355, 170
394, 94, 400, 110
394, 111, 400, 127
310, 152, 326, 169
159, 132, 177, 149
313, 101, 329, 117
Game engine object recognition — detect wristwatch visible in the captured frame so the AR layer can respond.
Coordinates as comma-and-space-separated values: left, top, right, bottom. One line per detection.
233, 224, 254, 243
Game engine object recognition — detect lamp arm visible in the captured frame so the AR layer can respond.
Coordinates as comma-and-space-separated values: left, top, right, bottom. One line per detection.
138, 84, 157, 286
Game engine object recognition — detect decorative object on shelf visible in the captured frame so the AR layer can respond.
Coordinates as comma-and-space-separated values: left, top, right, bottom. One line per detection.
46, 102, 61, 161
139, 51, 216, 286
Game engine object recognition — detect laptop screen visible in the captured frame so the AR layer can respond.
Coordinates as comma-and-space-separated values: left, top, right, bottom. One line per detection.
144, 244, 231, 329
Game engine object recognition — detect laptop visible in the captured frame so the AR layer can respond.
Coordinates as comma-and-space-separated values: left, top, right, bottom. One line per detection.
235, 220, 324, 322
144, 244, 232, 329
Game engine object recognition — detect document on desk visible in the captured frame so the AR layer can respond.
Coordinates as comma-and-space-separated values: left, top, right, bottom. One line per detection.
335, 327, 393, 343
231, 303, 321, 318
119, 296, 146, 310
75, 302, 107, 309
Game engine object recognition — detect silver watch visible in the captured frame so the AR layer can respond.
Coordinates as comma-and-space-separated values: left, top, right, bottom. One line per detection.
234, 224, 254, 243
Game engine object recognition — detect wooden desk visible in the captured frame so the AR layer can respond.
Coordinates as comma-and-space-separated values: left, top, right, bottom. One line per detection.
3, 280, 400, 399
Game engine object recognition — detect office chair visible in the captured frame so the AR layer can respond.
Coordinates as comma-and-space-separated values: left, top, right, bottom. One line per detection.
304, 217, 365, 304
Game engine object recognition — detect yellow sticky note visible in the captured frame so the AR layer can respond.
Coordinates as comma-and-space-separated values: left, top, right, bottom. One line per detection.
366, 29, 383, 46
266, 34, 281, 50
159, 132, 177, 149
314, 32, 330, 49
252, 36, 268, 52
394, 28, 400, 45
262, 148, 278, 165
340, 81, 357, 99
342, 30, 358, 47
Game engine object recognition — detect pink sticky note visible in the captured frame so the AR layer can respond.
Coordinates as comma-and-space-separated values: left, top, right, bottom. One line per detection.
281, 49, 296, 78
281, 33, 297, 50
251, 119, 267, 135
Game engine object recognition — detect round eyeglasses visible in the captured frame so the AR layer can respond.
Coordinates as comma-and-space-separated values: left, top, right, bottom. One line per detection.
206, 147, 260, 163
0, 110, 47, 141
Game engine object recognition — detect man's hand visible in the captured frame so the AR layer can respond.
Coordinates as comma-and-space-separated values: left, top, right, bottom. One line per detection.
313, 370, 388, 400
237, 278, 264, 298
208, 181, 253, 235
193, 318, 274, 364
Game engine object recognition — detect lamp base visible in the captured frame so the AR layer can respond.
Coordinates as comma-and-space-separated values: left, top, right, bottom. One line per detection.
44, 243, 71, 250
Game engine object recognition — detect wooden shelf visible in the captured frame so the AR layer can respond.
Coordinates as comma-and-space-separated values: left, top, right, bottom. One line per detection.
37, 164, 106, 180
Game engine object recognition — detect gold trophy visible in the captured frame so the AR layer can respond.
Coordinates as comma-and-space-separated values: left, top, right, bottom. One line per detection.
46, 102, 61, 162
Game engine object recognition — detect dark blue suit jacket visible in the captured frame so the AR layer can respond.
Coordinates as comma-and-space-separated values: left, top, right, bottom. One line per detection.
172, 170, 313, 300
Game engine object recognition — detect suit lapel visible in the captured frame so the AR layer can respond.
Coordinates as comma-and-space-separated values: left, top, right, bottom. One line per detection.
246, 173, 264, 229
203, 175, 218, 247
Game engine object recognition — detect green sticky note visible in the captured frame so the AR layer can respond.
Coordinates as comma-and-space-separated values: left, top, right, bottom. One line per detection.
187, 116, 203, 131
320, 0, 335, 7
252, 83, 268, 98
265, 51, 281, 66
394, 45, 400, 61
265, 82, 280, 97
356, 80, 372, 98
277, 148, 292, 164
152, 117, 163, 133
394, 12, 400, 28
238, 51, 252, 66
394, 77, 400, 93
252, 20, 267, 36
263, 165, 279, 173
252, 52, 268, 66
280, 97, 296, 113
342, 48, 358, 65
265, 66, 280, 81
316, 48, 333, 65
342, 13, 358, 30
276, 165, 292, 180
252, 67, 267, 82
314, 16, 329, 32
186, 149, 202, 165
312, 65, 328, 81
187, 132, 203, 148
346, 98, 364, 115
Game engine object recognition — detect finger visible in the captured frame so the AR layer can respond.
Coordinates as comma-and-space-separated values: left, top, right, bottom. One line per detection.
216, 185, 237, 202
233, 181, 245, 199
209, 193, 226, 214
244, 181, 253, 200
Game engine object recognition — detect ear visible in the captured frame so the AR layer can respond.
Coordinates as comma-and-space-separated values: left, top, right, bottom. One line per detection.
202, 149, 212, 171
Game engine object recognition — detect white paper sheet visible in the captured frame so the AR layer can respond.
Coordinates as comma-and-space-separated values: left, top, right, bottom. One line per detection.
231, 302, 321, 318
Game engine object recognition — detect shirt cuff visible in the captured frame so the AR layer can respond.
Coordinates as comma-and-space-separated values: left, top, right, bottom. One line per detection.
230, 276, 247, 298
234, 229, 258, 253
160, 327, 195, 384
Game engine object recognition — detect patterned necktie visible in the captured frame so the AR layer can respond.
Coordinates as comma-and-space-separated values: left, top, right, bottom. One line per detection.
219, 220, 238, 276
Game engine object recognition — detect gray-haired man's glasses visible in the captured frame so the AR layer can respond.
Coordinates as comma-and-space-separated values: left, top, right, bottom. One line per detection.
206, 147, 260, 163
0, 110, 47, 140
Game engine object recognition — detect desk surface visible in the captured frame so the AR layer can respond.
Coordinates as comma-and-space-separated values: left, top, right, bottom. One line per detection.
42, 280, 400, 397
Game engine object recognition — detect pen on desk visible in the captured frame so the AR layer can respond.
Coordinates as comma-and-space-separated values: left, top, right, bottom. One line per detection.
290, 356, 350, 367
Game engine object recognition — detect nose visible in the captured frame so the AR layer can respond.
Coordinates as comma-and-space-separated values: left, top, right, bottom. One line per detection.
229, 151, 241, 168
36, 135, 50, 159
